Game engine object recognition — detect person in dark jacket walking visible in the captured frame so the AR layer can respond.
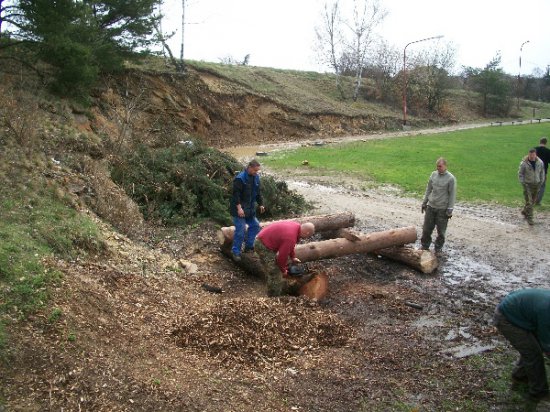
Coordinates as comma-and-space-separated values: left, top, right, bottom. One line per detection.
535, 137, 550, 205
493, 288, 550, 401
230, 159, 265, 261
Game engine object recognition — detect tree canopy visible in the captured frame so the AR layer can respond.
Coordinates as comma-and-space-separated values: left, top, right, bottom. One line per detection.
463, 54, 512, 117
1, 0, 162, 98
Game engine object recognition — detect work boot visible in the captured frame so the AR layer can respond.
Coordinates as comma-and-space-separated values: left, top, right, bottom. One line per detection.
527, 218, 535, 226
527, 390, 550, 402
511, 375, 529, 392
231, 252, 242, 262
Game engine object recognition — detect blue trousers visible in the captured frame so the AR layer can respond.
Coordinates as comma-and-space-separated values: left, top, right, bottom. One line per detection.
231, 215, 261, 255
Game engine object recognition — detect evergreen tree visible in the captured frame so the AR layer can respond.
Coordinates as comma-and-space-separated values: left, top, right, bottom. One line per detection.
6, 0, 161, 98
463, 54, 512, 117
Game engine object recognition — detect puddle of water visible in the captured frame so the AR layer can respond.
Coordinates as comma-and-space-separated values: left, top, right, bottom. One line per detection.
287, 181, 338, 193
441, 252, 527, 297
445, 327, 472, 341
223, 145, 269, 160
412, 316, 446, 328
223, 142, 303, 161
442, 342, 497, 359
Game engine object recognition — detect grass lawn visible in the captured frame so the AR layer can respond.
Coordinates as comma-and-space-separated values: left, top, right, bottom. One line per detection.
262, 123, 550, 208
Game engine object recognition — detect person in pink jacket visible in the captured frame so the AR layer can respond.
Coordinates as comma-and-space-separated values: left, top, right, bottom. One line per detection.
255, 221, 315, 296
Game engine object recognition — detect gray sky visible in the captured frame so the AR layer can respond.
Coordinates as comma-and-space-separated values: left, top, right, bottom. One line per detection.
161, 0, 549, 76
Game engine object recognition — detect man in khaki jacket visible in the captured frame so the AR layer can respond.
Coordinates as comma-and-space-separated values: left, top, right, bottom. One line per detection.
421, 157, 456, 253
518, 148, 544, 225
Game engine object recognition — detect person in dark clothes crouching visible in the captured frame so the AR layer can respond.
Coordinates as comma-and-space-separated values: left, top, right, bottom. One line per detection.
493, 288, 550, 401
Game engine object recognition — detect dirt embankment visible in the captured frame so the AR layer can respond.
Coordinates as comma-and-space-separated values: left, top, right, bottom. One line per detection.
86, 67, 409, 150
6, 163, 549, 411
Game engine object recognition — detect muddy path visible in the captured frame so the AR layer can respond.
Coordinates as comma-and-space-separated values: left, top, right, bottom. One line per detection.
286, 178, 550, 297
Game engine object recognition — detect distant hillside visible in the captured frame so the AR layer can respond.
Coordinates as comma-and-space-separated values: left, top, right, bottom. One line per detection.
119, 57, 495, 148
5, 55, 550, 152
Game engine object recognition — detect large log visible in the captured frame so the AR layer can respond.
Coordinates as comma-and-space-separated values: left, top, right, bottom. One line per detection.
217, 212, 356, 248
294, 226, 417, 262
335, 228, 438, 274
373, 245, 439, 274
218, 246, 324, 297
221, 225, 417, 269
221, 225, 416, 297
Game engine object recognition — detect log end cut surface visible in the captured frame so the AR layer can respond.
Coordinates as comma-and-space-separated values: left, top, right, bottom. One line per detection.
419, 250, 439, 274
299, 273, 329, 300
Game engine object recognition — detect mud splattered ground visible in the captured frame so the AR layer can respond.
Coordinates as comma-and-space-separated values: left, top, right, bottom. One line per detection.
3, 135, 550, 411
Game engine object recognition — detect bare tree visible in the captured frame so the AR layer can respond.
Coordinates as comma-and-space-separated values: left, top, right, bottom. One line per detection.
315, 0, 386, 100
366, 39, 400, 102
345, 0, 386, 101
103, 75, 149, 153
0, 84, 40, 149
407, 41, 456, 115
314, 1, 345, 96
154, 21, 185, 73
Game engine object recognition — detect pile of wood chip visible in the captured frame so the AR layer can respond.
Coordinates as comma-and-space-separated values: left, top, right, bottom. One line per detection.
172, 297, 354, 366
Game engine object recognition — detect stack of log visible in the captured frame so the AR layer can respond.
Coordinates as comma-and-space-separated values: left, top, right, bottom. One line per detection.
218, 212, 438, 299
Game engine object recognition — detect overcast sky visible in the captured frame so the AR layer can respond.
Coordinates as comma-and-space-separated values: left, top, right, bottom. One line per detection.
161, 0, 549, 76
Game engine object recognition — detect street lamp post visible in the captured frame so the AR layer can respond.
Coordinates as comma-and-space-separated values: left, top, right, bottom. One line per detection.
517, 40, 530, 110
402, 35, 443, 127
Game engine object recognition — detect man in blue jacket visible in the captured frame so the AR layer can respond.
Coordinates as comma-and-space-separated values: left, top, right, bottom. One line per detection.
230, 159, 265, 261
493, 288, 550, 401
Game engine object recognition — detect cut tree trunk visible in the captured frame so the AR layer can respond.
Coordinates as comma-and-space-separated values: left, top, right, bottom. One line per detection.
299, 273, 329, 300
218, 212, 355, 248
221, 226, 417, 271
372, 245, 438, 274
294, 226, 417, 262
218, 247, 325, 297
335, 228, 438, 274
220, 224, 417, 297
